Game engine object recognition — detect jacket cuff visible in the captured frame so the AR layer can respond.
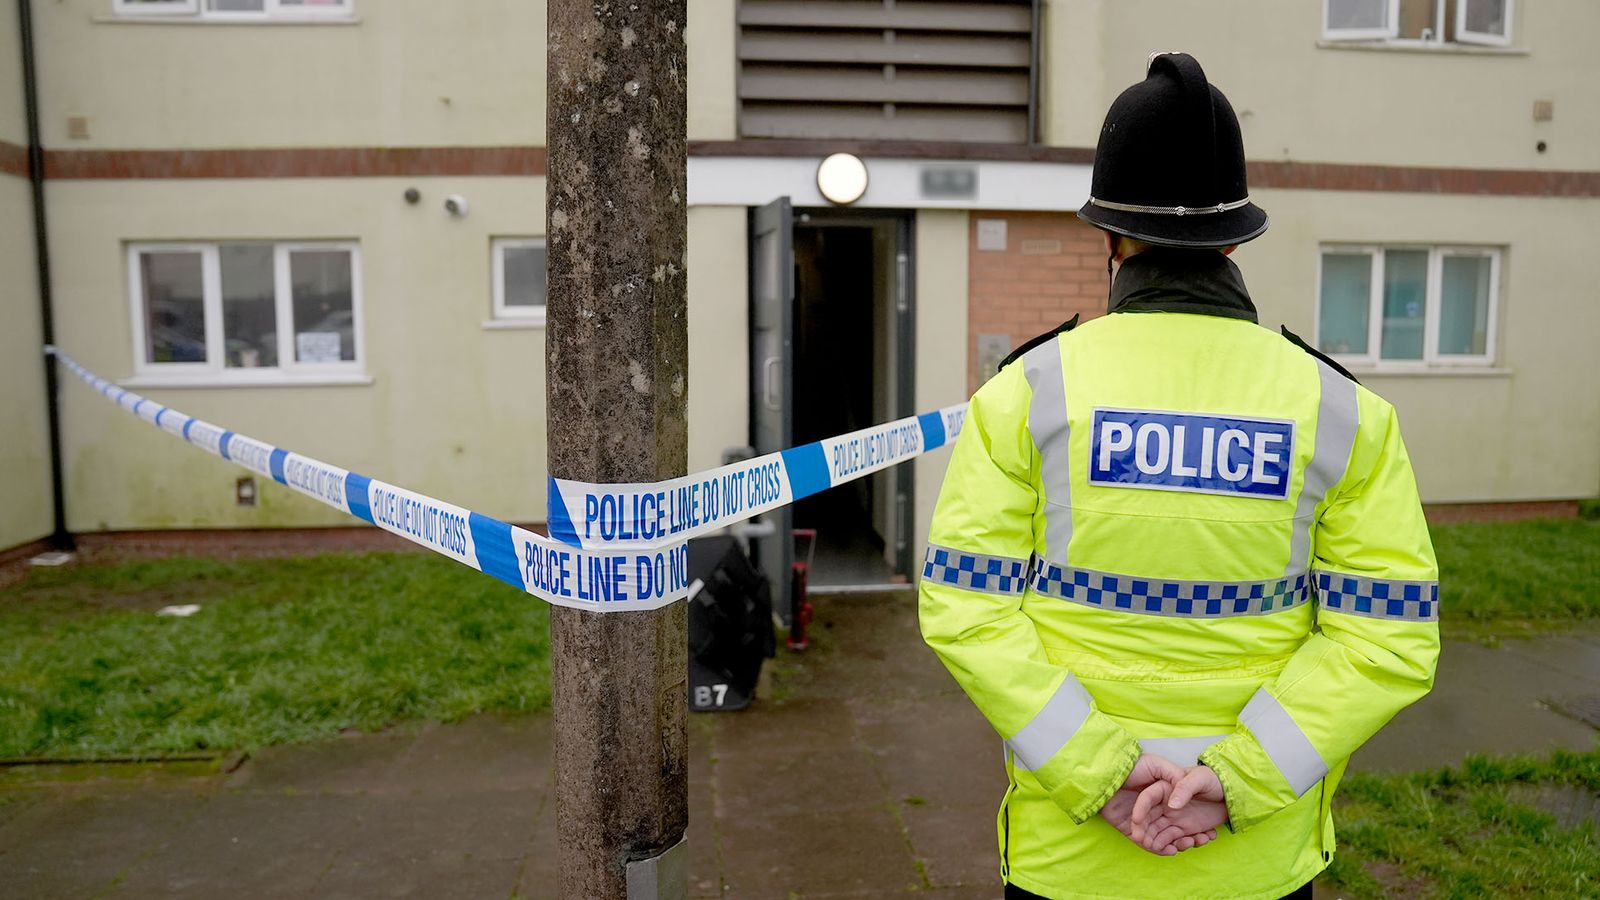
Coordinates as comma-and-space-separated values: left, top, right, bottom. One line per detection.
1035, 712, 1142, 825
1199, 733, 1293, 833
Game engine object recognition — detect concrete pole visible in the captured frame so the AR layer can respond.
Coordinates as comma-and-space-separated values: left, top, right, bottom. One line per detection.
546, 1, 689, 897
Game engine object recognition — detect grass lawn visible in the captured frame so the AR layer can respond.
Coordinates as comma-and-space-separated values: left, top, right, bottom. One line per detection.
1431, 515, 1600, 639
1322, 747, 1600, 899
0, 552, 548, 760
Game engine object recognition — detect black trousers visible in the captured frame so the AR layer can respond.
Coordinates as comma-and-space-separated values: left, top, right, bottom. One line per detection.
1004, 880, 1313, 900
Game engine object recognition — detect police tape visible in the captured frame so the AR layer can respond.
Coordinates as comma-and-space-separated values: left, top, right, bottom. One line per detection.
47, 347, 968, 611
547, 404, 968, 550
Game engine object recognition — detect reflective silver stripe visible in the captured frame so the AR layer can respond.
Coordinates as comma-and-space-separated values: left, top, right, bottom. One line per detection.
1315, 570, 1439, 622
1239, 688, 1327, 796
1031, 562, 1311, 618
1007, 674, 1094, 772
1022, 340, 1072, 564
1088, 195, 1252, 216
921, 544, 1030, 597
1287, 360, 1360, 577
1138, 735, 1228, 769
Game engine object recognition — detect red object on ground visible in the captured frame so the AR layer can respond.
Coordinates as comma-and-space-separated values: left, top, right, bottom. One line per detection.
788, 529, 818, 651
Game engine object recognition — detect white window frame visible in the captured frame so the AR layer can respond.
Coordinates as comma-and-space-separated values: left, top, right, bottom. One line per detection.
1315, 244, 1501, 371
491, 237, 549, 326
128, 240, 365, 382
1456, 0, 1514, 46
1321, 0, 1515, 46
113, 0, 199, 15
1322, 0, 1398, 41
114, 0, 351, 20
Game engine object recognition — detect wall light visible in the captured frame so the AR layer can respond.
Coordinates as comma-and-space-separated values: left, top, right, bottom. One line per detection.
816, 153, 869, 206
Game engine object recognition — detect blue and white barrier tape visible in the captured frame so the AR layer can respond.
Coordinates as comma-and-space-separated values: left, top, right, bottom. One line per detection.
48, 347, 968, 610
547, 405, 967, 550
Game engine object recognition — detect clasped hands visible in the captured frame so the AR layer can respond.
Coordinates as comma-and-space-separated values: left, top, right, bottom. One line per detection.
1098, 753, 1229, 856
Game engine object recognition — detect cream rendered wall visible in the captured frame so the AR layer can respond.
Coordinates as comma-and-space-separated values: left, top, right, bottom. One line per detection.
1039, 0, 1106, 151
1, 175, 52, 551
1234, 189, 1600, 503
913, 210, 968, 558
1, 6, 26, 141
1044, 0, 1600, 172
35, 0, 546, 148
49, 176, 549, 531
687, 0, 737, 141
686, 205, 748, 470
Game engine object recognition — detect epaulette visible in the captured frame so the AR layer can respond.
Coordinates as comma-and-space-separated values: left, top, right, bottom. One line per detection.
998, 314, 1080, 373
1280, 326, 1360, 384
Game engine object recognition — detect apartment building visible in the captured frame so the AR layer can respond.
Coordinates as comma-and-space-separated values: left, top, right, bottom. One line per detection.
3, 1, 1597, 595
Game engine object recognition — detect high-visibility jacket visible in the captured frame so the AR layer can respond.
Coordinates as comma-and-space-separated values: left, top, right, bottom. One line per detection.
920, 301, 1439, 899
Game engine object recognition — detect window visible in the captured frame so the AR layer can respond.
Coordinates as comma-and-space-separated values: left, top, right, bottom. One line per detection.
1317, 245, 1499, 368
129, 241, 363, 378
1323, 0, 1513, 47
113, 0, 352, 20
492, 238, 548, 325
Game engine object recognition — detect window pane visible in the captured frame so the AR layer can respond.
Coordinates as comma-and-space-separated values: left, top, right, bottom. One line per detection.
220, 244, 277, 368
1463, 0, 1508, 36
1439, 255, 1492, 356
207, 0, 264, 10
1319, 253, 1371, 355
1380, 249, 1428, 360
290, 250, 355, 363
1395, 0, 1440, 39
1328, 0, 1388, 30
502, 244, 548, 309
140, 251, 207, 364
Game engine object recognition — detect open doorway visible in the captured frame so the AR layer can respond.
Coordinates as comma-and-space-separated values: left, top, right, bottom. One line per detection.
789, 209, 914, 588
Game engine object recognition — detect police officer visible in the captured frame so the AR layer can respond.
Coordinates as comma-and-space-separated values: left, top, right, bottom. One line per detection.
919, 53, 1439, 900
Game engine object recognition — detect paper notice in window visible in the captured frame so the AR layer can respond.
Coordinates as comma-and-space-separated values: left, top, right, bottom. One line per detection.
297, 331, 342, 363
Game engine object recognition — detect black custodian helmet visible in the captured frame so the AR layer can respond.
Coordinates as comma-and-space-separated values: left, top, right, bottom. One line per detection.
1077, 53, 1268, 249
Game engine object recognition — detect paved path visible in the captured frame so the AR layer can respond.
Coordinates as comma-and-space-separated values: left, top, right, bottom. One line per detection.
1, 593, 1595, 898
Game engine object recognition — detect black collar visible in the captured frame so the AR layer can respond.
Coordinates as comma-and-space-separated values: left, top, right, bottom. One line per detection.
1109, 248, 1258, 323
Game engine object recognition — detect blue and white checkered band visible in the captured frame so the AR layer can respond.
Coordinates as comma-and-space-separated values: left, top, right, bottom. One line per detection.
1030, 563, 1312, 618
1314, 571, 1439, 622
923, 545, 1030, 597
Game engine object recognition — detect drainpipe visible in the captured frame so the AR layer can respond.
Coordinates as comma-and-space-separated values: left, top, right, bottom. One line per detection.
18, 0, 74, 552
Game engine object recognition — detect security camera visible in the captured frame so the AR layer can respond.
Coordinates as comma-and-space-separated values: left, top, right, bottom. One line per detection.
443, 194, 469, 217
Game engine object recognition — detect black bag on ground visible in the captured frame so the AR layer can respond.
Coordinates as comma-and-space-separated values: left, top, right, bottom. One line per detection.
686, 536, 775, 712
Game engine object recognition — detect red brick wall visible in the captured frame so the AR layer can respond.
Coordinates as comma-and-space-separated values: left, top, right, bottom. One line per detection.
967, 211, 1109, 393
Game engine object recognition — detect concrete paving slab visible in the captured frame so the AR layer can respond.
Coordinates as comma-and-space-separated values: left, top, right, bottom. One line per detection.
902, 801, 1004, 889
1501, 630, 1600, 683
852, 692, 1008, 810
228, 728, 418, 794
718, 806, 924, 900
1352, 637, 1599, 771
710, 698, 859, 758
313, 791, 534, 899
685, 801, 723, 898
386, 715, 553, 796
716, 748, 884, 818
917, 887, 1006, 899
109, 791, 350, 898
804, 593, 961, 699
513, 797, 559, 900
0, 789, 209, 900
0, 790, 45, 830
